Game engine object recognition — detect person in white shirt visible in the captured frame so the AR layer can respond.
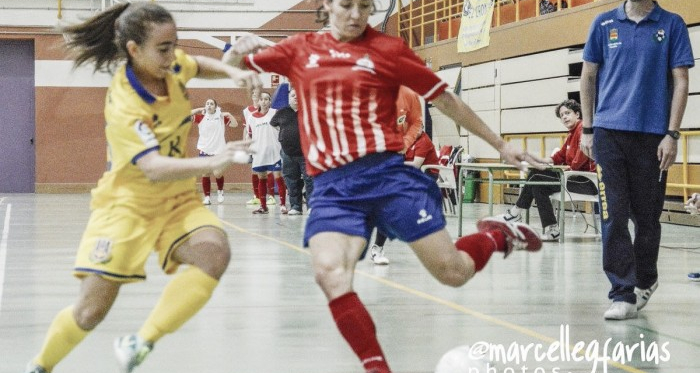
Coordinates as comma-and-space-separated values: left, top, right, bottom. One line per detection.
192, 98, 237, 204
248, 92, 287, 214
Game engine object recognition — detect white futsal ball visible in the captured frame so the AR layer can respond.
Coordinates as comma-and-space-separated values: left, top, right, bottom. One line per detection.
435, 345, 489, 373
233, 150, 249, 164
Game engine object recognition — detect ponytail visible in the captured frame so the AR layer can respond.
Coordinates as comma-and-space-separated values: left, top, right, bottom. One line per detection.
61, 2, 174, 73
61, 3, 129, 72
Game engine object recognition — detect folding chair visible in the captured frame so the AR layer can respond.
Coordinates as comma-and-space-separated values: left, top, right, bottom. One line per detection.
550, 170, 600, 234
421, 164, 458, 215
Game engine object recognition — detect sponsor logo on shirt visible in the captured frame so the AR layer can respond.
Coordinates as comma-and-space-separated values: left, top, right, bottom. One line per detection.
352, 54, 376, 75
417, 209, 433, 225
397, 113, 407, 126
329, 49, 351, 59
133, 121, 159, 147
305, 53, 321, 68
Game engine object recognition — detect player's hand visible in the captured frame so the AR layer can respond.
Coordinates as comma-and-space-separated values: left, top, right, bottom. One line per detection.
211, 140, 254, 174
228, 69, 262, 92
226, 139, 254, 153
657, 135, 678, 171
498, 142, 548, 171
580, 133, 594, 161
222, 34, 267, 67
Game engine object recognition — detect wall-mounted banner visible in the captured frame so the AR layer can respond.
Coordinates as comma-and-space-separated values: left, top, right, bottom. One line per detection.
457, 0, 495, 53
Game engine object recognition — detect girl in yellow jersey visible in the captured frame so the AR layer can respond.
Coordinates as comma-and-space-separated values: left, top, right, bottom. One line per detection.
23, 3, 261, 373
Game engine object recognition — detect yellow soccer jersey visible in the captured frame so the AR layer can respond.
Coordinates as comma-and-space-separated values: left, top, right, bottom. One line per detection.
91, 49, 199, 208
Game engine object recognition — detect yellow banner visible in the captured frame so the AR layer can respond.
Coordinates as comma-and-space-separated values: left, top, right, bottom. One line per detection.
457, 0, 495, 53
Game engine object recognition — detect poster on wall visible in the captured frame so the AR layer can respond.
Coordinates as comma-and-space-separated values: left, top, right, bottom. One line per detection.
457, 0, 495, 53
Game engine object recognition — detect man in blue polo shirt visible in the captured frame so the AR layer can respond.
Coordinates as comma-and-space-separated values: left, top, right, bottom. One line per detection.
580, 0, 694, 320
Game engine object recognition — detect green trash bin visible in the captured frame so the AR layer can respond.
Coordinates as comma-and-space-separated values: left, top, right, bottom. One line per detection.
463, 173, 476, 203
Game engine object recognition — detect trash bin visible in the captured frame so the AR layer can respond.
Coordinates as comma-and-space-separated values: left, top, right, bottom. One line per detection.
462, 154, 477, 203
463, 172, 476, 203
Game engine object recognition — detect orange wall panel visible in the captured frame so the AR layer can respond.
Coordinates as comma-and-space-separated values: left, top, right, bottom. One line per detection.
33, 84, 268, 187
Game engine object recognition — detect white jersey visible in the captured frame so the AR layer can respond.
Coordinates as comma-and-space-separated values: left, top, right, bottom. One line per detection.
196, 108, 227, 155
249, 108, 281, 168
242, 105, 256, 141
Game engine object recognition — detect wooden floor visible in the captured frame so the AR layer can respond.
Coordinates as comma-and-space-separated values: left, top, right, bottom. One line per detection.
1, 193, 699, 373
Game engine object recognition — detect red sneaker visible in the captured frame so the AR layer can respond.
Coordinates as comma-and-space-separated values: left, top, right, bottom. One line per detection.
476, 218, 542, 257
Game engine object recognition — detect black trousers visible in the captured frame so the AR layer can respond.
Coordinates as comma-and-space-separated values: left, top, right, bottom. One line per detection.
515, 169, 597, 228
595, 128, 665, 303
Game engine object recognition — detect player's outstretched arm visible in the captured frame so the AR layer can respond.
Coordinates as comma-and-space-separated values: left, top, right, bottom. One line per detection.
137, 140, 253, 182
432, 91, 547, 171
193, 55, 262, 91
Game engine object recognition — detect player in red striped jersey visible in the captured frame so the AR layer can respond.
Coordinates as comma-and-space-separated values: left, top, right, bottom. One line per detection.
226, 1, 547, 372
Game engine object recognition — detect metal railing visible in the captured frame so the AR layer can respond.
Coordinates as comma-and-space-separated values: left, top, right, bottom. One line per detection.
398, 0, 601, 48
504, 131, 700, 201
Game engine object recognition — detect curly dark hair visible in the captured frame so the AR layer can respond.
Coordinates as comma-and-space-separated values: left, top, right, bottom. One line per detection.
315, 1, 377, 26
61, 2, 174, 73
555, 99, 582, 118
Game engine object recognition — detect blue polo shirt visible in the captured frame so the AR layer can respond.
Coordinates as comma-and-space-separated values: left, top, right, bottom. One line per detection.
582, 1, 694, 135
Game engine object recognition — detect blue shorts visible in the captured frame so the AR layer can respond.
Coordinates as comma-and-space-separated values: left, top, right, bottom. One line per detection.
252, 160, 282, 173
303, 153, 446, 248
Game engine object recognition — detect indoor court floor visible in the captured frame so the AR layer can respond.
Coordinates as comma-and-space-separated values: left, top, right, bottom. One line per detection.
1, 193, 699, 373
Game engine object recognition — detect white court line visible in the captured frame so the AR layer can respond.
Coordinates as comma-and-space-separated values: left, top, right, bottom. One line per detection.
0, 203, 11, 314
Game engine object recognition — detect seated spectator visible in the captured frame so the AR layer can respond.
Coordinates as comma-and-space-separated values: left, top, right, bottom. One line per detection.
496, 99, 597, 241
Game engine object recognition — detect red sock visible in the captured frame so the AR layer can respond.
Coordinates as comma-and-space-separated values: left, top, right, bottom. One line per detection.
215, 177, 224, 191
454, 232, 502, 272
276, 177, 287, 205
252, 174, 260, 198
329, 292, 390, 373
267, 176, 275, 195
202, 177, 211, 196
258, 178, 268, 209
486, 229, 507, 252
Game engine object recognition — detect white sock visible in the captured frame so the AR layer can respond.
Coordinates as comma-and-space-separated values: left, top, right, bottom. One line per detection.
509, 206, 521, 216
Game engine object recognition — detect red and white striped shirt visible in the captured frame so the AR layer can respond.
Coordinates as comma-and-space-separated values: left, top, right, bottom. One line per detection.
245, 27, 447, 176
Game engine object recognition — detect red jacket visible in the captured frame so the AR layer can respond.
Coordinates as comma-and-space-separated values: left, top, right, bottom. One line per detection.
551, 121, 595, 172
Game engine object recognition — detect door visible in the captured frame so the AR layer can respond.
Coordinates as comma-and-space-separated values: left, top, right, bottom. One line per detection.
0, 40, 35, 192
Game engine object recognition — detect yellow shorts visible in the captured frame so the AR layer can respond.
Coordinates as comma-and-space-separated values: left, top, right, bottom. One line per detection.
74, 191, 224, 283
